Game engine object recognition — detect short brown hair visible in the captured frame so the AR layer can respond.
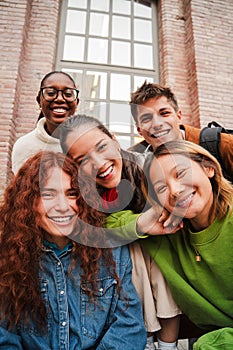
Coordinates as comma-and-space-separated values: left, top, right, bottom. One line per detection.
130, 81, 179, 124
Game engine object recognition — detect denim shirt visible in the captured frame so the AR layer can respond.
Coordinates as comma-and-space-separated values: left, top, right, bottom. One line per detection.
0, 245, 146, 350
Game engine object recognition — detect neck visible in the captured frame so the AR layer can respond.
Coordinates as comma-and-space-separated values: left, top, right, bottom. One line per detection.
44, 235, 70, 250
44, 122, 60, 138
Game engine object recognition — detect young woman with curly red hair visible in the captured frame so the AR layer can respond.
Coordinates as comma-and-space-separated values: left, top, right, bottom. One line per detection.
0, 151, 146, 349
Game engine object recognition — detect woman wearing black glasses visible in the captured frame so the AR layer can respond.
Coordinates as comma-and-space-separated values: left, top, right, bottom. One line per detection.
11, 71, 79, 174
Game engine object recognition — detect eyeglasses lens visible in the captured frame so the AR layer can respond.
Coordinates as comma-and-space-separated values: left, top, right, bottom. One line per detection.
42, 88, 78, 102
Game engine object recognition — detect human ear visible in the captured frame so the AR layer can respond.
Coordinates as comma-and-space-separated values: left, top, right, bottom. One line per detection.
177, 109, 182, 123
36, 92, 41, 106
204, 166, 215, 178
111, 134, 121, 150
112, 133, 117, 141
137, 126, 143, 136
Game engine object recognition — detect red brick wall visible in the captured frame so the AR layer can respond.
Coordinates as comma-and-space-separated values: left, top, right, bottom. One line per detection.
1, 0, 233, 196
0, 0, 60, 197
159, 0, 233, 128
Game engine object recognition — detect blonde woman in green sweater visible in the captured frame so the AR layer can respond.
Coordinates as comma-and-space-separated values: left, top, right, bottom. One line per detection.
107, 140, 233, 347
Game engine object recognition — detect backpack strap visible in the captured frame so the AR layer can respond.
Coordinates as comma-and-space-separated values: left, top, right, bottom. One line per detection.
199, 126, 222, 164
200, 121, 233, 182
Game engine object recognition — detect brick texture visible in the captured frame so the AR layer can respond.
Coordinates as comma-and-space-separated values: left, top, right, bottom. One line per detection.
1, 0, 233, 196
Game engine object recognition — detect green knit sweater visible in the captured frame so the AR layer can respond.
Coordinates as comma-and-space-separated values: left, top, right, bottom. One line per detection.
105, 210, 233, 330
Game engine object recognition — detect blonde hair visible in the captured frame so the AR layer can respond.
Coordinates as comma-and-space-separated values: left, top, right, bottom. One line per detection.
144, 140, 233, 223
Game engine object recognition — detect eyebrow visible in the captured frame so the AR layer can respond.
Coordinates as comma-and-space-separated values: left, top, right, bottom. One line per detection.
73, 139, 105, 162
139, 107, 172, 119
152, 163, 178, 186
40, 187, 56, 192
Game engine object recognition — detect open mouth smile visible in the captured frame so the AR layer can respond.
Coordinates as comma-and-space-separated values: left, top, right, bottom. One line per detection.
176, 192, 194, 208
48, 215, 75, 224
98, 165, 113, 179
52, 108, 67, 114
150, 130, 169, 138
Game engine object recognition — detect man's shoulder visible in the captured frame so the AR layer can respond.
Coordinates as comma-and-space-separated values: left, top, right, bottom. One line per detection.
181, 124, 201, 144
128, 140, 149, 153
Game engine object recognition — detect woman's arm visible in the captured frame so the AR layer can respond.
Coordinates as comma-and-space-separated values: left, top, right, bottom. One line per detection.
105, 207, 182, 245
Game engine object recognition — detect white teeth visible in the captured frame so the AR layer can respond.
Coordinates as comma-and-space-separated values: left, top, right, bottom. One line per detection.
53, 108, 66, 113
151, 130, 168, 138
177, 193, 193, 207
49, 216, 72, 223
98, 166, 113, 178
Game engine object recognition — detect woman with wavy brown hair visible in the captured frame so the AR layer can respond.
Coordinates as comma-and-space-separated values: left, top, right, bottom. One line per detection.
60, 114, 182, 350
0, 151, 146, 349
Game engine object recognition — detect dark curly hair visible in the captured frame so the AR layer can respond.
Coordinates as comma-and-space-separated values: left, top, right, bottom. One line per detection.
0, 151, 120, 330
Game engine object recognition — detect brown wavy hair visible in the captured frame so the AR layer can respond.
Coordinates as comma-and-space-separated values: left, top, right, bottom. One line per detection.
60, 114, 147, 213
0, 151, 120, 330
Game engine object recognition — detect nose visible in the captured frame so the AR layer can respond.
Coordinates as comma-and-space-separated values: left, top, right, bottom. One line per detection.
90, 152, 105, 170
55, 195, 70, 212
55, 90, 65, 102
90, 152, 106, 176
151, 113, 163, 128
170, 180, 183, 199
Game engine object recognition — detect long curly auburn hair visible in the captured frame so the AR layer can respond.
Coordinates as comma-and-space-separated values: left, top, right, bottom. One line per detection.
0, 151, 120, 330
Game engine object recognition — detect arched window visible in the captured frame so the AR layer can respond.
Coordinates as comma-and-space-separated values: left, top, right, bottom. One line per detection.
56, 0, 158, 148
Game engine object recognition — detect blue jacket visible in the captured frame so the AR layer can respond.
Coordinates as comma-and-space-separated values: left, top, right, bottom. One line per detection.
0, 245, 146, 349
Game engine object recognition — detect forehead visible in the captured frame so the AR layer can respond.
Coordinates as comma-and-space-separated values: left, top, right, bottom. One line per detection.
67, 126, 111, 155
43, 73, 75, 88
137, 96, 174, 114
42, 166, 71, 188
150, 153, 192, 177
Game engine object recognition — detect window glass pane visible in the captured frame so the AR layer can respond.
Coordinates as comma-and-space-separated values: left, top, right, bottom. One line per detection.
112, 0, 131, 15
134, 44, 153, 69
134, 19, 152, 42
63, 69, 83, 91
134, 136, 144, 144
58, 0, 158, 149
89, 13, 109, 37
117, 135, 131, 150
134, 75, 154, 90
66, 10, 86, 34
63, 35, 85, 61
110, 74, 130, 101
68, 0, 87, 8
109, 103, 131, 133
90, 0, 109, 12
85, 71, 107, 99
88, 38, 108, 63
81, 101, 107, 124
134, 2, 152, 18
111, 41, 130, 66
112, 16, 130, 39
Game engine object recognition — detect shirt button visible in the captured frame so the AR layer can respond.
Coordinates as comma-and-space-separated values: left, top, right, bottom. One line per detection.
57, 262, 61, 266
99, 288, 103, 292
60, 290, 65, 295
62, 321, 66, 327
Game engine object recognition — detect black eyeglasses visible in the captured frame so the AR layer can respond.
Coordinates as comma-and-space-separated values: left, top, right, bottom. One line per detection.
41, 87, 79, 102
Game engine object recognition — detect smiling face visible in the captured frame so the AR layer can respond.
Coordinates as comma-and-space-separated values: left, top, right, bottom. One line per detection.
38, 73, 79, 135
35, 167, 78, 248
65, 125, 123, 189
149, 153, 214, 231
136, 96, 182, 149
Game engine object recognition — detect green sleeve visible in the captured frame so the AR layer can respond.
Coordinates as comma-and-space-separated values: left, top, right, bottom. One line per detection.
104, 210, 148, 244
